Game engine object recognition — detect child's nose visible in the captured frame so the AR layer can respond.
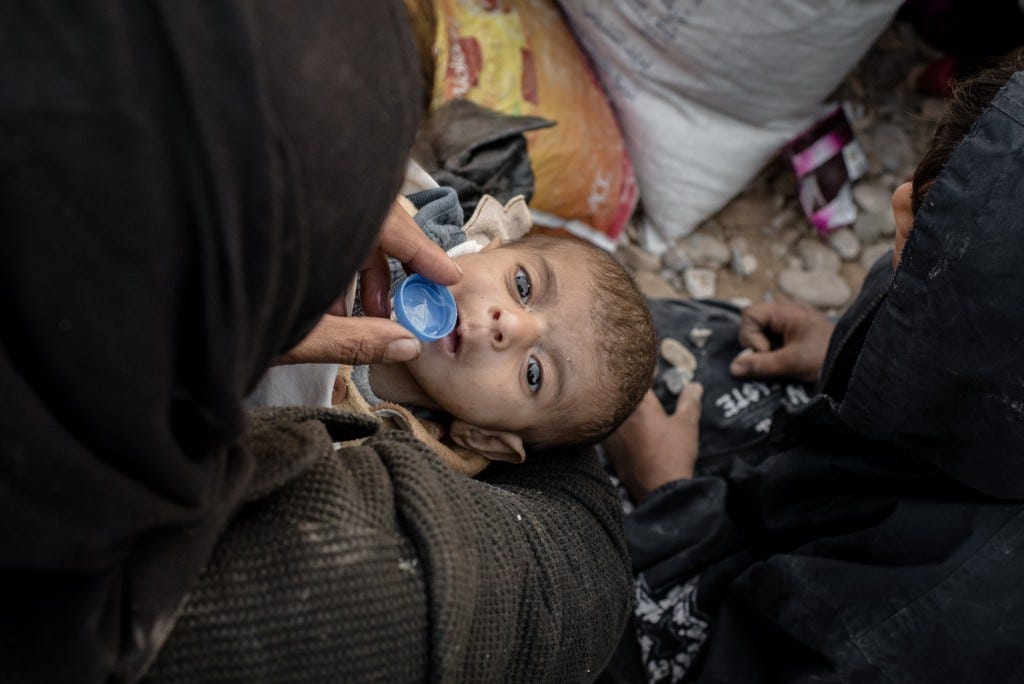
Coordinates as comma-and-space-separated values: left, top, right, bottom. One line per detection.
488, 306, 538, 350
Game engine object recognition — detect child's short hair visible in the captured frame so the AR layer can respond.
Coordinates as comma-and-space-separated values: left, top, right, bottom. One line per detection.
504, 233, 657, 452
912, 51, 1024, 214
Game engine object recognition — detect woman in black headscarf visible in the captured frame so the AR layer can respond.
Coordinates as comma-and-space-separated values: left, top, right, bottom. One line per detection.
603, 57, 1024, 683
0, 2, 631, 682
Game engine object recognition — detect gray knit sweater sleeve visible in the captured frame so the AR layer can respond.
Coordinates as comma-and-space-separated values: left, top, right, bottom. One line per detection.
145, 408, 632, 683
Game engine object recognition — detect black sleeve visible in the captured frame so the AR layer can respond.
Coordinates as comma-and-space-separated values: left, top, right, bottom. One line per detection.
625, 477, 743, 585
818, 249, 894, 396
146, 410, 633, 683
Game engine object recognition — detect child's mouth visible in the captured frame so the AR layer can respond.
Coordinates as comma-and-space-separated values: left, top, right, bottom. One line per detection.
442, 315, 461, 356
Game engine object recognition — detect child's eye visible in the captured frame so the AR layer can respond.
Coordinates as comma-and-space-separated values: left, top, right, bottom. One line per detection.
526, 357, 542, 393
514, 267, 532, 303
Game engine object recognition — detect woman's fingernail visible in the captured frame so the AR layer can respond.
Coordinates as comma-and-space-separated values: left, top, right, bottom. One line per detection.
385, 337, 420, 362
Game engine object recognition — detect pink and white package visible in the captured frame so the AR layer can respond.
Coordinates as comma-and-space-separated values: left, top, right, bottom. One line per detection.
783, 105, 868, 235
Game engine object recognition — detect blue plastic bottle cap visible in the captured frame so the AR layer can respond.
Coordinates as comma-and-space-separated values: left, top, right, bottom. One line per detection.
393, 274, 457, 342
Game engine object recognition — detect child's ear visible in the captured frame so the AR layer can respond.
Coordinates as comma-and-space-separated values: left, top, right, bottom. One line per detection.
480, 237, 502, 252
449, 419, 526, 463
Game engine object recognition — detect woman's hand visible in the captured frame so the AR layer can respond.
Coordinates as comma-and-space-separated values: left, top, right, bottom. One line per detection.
604, 384, 703, 503
356, 201, 462, 319
729, 301, 834, 384
280, 201, 463, 366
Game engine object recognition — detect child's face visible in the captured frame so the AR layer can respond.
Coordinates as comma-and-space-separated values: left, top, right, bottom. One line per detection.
404, 241, 600, 440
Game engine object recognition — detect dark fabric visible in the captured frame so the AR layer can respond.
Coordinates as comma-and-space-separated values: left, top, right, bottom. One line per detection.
645, 298, 812, 468
408, 186, 468, 252
900, 0, 1024, 63
826, 72, 1024, 498
411, 98, 554, 216
0, 1, 420, 681
606, 72, 1024, 683
145, 407, 633, 683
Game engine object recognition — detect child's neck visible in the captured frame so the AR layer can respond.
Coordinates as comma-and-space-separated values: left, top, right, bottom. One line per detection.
367, 362, 440, 410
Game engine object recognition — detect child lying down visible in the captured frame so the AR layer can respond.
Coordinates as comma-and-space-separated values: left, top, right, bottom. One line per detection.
334, 190, 657, 476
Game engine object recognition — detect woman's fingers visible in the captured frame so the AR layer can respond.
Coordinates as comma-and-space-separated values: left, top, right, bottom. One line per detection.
378, 202, 462, 285
357, 202, 464, 320
730, 347, 794, 379
737, 303, 775, 352
279, 314, 421, 366
359, 247, 393, 318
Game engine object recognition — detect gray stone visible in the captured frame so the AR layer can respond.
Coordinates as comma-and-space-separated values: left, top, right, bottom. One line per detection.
730, 297, 753, 309
853, 183, 892, 216
779, 228, 802, 247
634, 271, 681, 299
684, 267, 717, 299
733, 253, 758, 277
716, 194, 776, 231
689, 326, 713, 349
864, 124, 915, 174
860, 242, 892, 271
728, 236, 749, 252
877, 213, 896, 236
827, 228, 861, 261
661, 366, 692, 395
615, 243, 661, 273
770, 243, 790, 260
728, 237, 757, 277
661, 246, 692, 273
853, 211, 885, 242
659, 269, 684, 292
660, 337, 697, 372
770, 208, 801, 233
797, 238, 842, 273
681, 234, 731, 268
778, 269, 852, 308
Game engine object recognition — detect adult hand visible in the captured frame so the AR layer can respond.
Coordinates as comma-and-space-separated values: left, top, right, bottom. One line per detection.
281, 200, 463, 366
279, 313, 425, 365
604, 384, 703, 503
357, 200, 462, 318
729, 301, 834, 384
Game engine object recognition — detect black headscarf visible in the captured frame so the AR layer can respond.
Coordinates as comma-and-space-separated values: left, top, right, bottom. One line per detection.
827, 70, 1024, 498
0, 1, 421, 681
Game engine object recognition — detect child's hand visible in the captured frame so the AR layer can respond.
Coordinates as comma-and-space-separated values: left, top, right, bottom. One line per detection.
729, 302, 834, 384
604, 384, 703, 503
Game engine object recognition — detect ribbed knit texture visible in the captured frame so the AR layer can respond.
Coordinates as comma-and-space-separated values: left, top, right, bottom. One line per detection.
145, 408, 632, 683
